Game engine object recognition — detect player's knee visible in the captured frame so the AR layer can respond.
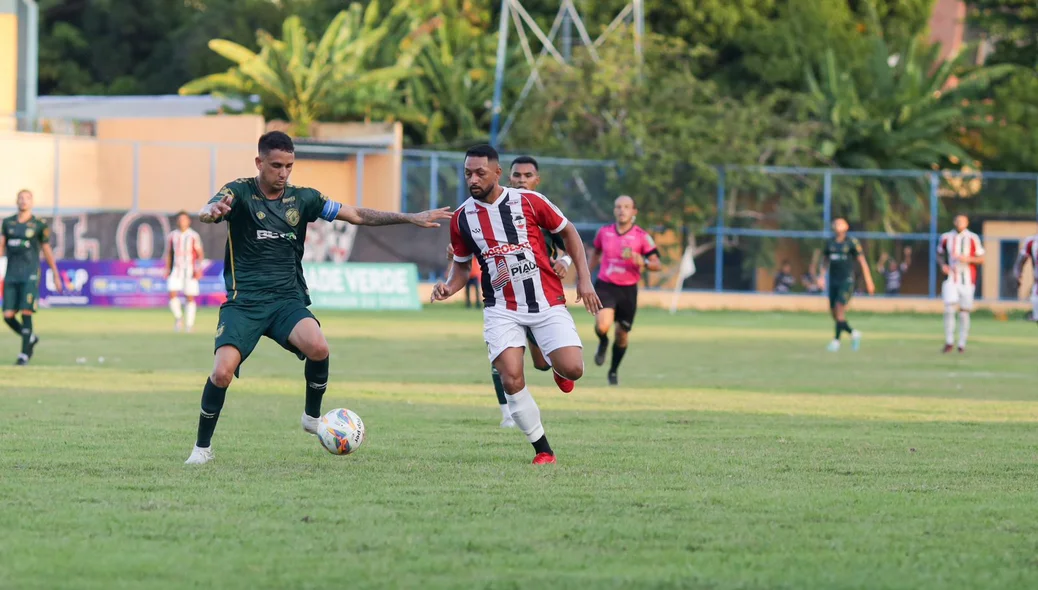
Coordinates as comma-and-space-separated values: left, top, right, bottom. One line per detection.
306, 338, 330, 361
560, 361, 583, 380
498, 370, 525, 394
210, 367, 234, 389
615, 331, 630, 347
2, 311, 14, 319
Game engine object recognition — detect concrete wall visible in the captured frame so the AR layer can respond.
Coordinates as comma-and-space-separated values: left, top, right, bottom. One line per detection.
0, 115, 403, 214
0, 12, 17, 119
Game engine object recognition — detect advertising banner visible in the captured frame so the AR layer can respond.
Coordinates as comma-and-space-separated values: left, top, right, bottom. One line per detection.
302, 262, 420, 311
0, 260, 226, 308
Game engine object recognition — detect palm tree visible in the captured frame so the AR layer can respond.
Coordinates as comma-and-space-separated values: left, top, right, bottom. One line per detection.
179, 2, 429, 137
804, 34, 1014, 232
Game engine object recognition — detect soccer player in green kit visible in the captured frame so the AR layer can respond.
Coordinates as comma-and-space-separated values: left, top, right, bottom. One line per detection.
0, 189, 62, 366
814, 217, 874, 352
185, 131, 451, 464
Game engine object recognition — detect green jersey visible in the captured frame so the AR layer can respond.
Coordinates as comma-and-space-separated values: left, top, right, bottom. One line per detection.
1, 214, 50, 283
208, 178, 330, 303
823, 236, 862, 284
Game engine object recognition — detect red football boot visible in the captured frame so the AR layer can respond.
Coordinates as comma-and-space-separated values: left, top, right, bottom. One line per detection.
553, 370, 575, 394
532, 453, 557, 465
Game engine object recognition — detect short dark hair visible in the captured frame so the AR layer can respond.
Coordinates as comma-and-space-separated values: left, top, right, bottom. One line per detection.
465, 144, 499, 162
510, 155, 538, 170
176, 210, 190, 219
259, 131, 295, 156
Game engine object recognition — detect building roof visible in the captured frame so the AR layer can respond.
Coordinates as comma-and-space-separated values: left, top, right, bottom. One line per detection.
36, 95, 250, 120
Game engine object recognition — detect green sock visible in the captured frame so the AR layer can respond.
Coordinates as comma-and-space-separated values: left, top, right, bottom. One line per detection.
20, 315, 33, 355
4, 316, 20, 336
304, 357, 329, 418
196, 378, 228, 448
491, 367, 507, 406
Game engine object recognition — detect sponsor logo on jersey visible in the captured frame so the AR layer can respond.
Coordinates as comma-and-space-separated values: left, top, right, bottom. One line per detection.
484, 242, 532, 258
509, 259, 538, 279
284, 196, 296, 204
24, 229, 34, 238
215, 323, 225, 337
491, 259, 510, 289
257, 211, 266, 220
256, 230, 297, 241
286, 208, 300, 226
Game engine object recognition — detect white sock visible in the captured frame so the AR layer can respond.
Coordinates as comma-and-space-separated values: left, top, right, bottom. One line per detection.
504, 387, 544, 443
958, 311, 970, 348
169, 297, 183, 320
499, 404, 511, 419
944, 308, 956, 345
186, 301, 197, 329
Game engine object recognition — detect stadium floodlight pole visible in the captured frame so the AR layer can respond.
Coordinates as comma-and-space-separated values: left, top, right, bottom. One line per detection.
489, 0, 511, 147
633, 0, 644, 71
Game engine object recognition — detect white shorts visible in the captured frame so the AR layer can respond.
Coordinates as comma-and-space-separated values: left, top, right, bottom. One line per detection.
483, 305, 582, 363
942, 280, 975, 311
167, 267, 200, 297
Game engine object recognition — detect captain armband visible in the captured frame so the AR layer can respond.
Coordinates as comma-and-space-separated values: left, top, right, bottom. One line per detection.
319, 200, 343, 222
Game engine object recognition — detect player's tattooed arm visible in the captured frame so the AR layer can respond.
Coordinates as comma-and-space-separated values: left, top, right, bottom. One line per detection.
334, 205, 452, 227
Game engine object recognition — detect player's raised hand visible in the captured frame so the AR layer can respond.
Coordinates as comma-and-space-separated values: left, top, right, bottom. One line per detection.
430, 281, 453, 303
410, 207, 453, 228
575, 277, 602, 315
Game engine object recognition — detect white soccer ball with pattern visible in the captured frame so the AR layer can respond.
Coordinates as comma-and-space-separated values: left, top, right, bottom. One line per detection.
316, 408, 365, 455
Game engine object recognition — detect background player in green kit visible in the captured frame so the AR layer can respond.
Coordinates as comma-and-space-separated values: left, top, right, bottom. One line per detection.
814, 217, 875, 352
0, 190, 62, 366
185, 131, 451, 465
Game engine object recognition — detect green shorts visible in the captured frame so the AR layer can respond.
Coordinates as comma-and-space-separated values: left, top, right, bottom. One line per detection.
2, 280, 38, 313
828, 281, 854, 309
214, 296, 317, 371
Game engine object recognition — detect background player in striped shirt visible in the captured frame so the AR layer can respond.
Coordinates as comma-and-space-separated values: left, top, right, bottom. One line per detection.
589, 196, 661, 386
937, 214, 985, 353
1012, 229, 1038, 324
431, 145, 600, 464
165, 211, 205, 332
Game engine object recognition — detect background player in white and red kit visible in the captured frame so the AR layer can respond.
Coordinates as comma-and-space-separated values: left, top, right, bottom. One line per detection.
1012, 228, 1038, 324
431, 145, 601, 465
165, 211, 204, 332
937, 214, 985, 352
589, 196, 661, 386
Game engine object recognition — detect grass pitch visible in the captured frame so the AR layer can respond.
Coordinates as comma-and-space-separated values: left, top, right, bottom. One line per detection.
2, 306, 1038, 589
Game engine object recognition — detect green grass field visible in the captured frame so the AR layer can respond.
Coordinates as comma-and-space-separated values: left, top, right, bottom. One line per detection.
3, 305, 1038, 589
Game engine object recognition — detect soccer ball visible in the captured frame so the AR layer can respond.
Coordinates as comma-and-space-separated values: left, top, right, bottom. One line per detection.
316, 408, 365, 455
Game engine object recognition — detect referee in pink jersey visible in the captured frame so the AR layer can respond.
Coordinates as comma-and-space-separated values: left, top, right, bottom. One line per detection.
588, 196, 661, 386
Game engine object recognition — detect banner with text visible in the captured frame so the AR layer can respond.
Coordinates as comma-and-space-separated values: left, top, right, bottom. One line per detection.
0, 260, 227, 308
302, 262, 420, 311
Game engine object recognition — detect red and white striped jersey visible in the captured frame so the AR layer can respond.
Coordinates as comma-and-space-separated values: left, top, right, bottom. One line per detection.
168, 228, 202, 270
449, 187, 568, 313
1019, 234, 1038, 294
937, 229, 985, 286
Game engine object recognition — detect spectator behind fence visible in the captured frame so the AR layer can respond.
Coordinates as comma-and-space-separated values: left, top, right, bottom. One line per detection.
879, 246, 912, 295
774, 261, 796, 294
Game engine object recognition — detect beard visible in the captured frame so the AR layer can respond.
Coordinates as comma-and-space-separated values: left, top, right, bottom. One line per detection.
469, 185, 489, 199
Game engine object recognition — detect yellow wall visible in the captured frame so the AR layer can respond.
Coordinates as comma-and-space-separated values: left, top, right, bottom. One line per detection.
0, 14, 16, 117
2, 115, 404, 214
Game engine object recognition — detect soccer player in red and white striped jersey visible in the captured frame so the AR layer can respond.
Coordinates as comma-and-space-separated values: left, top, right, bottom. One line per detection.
431, 145, 601, 465
936, 214, 985, 352
165, 211, 204, 332
1013, 229, 1038, 324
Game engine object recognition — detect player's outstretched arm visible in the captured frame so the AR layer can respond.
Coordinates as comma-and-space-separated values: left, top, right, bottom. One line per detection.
199, 195, 233, 223
430, 259, 472, 303
558, 224, 602, 315
336, 205, 452, 228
